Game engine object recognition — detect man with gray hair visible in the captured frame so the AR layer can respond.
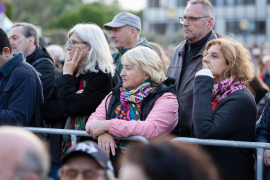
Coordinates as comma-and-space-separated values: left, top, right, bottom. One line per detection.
9, 22, 55, 100
0, 126, 50, 180
167, 0, 216, 137
104, 12, 153, 85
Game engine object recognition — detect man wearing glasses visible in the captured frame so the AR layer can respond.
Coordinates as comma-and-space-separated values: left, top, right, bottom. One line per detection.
59, 141, 116, 180
167, 0, 217, 137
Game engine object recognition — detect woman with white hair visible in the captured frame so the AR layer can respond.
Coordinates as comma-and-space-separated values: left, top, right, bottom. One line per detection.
42, 23, 115, 179
85, 46, 178, 174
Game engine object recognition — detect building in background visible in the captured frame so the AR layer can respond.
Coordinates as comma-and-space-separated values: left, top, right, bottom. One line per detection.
143, 0, 270, 46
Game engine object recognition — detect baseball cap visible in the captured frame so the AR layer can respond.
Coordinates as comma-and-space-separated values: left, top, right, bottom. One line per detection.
104, 12, 141, 31
60, 141, 114, 172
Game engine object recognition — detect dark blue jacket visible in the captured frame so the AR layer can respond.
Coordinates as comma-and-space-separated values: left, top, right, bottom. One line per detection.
255, 97, 270, 143
0, 53, 43, 126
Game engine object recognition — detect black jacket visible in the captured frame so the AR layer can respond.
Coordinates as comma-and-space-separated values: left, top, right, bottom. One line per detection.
42, 71, 113, 163
106, 77, 176, 120
167, 30, 217, 137
192, 75, 256, 180
26, 47, 55, 100
105, 77, 177, 174
255, 97, 270, 143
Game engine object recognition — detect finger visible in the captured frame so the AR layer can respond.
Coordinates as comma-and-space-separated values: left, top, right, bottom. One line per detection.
106, 141, 111, 157
75, 51, 83, 63
72, 48, 79, 61
110, 142, 116, 156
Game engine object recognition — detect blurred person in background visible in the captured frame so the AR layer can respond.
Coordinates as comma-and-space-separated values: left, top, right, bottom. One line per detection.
119, 139, 220, 180
59, 141, 116, 180
9, 22, 55, 100
255, 97, 270, 180
167, 0, 216, 137
192, 38, 256, 180
0, 27, 43, 127
104, 12, 153, 85
86, 46, 178, 175
0, 126, 50, 180
41, 23, 115, 180
149, 42, 170, 74
246, 75, 269, 120
261, 55, 270, 88
47, 44, 66, 77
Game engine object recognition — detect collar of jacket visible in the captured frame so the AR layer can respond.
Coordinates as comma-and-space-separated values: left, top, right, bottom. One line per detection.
118, 37, 152, 55
178, 30, 217, 57
111, 76, 176, 101
0, 52, 24, 77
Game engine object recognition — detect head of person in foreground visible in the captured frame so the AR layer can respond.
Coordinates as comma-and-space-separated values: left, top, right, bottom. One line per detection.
119, 139, 220, 180
59, 141, 116, 180
0, 126, 50, 180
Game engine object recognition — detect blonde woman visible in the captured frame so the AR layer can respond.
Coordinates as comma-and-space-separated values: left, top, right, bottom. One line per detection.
192, 38, 256, 180
85, 46, 178, 174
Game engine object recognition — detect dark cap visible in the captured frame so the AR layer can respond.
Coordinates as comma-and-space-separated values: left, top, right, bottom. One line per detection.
104, 12, 141, 31
61, 141, 114, 171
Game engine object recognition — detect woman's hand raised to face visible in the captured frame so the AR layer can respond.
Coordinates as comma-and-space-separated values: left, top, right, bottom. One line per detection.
98, 132, 117, 157
63, 48, 84, 75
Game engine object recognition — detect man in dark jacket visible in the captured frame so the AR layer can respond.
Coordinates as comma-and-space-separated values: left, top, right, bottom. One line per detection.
104, 12, 153, 85
167, 0, 216, 137
9, 22, 55, 100
0, 28, 43, 126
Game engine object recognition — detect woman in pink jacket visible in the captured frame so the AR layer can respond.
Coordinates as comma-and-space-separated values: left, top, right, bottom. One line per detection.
85, 46, 178, 174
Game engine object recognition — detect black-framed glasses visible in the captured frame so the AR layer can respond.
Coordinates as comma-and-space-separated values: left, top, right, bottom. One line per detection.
66, 40, 89, 48
179, 16, 210, 24
59, 167, 106, 180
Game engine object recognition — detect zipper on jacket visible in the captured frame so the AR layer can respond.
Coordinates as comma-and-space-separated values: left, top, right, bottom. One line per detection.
188, 43, 191, 51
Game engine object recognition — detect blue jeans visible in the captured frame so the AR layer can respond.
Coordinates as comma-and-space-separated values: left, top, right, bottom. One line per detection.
50, 162, 60, 180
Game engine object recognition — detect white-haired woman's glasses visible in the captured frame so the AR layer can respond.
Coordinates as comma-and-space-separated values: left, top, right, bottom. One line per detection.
66, 40, 89, 48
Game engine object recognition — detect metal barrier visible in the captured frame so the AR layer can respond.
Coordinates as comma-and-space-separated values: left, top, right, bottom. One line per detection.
24, 127, 149, 146
23, 127, 270, 180
172, 137, 270, 180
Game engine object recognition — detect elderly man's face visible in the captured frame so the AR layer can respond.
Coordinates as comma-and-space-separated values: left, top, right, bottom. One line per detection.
182, 3, 211, 43
110, 26, 133, 50
59, 155, 106, 180
9, 26, 29, 56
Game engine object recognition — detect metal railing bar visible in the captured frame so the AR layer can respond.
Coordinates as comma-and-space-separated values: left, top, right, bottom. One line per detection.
24, 127, 149, 144
172, 137, 270, 149
256, 148, 264, 180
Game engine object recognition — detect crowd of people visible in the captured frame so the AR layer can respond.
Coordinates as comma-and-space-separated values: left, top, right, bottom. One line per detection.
2, 0, 270, 179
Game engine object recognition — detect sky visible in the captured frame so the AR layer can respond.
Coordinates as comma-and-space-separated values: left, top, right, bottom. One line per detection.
83, 0, 146, 11
118, 0, 146, 11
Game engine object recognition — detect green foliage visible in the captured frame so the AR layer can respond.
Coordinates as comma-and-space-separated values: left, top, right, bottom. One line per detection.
0, 1, 13, 20
46, 4, 106, 30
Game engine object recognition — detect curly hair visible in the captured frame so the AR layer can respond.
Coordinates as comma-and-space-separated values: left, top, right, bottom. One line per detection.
204, 38, 254, 81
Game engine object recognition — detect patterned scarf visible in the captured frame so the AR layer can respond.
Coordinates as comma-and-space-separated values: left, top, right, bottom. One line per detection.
62, 79, 88, 152
115, 78, 159, 152
212, 76, 246, 105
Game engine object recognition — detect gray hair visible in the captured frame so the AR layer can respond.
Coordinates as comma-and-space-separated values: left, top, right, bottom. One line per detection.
13, 150, 50, 180
12, 22, 39, 47
187, 0, 215, 21
127, 25, 140, 38
47, 44, 65, 61
68, 23, 115, 76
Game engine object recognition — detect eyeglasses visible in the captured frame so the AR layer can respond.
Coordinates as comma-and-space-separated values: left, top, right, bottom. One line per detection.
66, 40, 89, 48
179, 16, 210, 24
59, 167, 106, 180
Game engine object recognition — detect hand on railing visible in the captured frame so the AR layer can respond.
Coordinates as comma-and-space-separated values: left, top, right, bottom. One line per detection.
98, 132, 117, 157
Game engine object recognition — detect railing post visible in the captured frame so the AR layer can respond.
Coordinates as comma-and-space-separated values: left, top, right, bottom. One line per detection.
256, 148, 264, 180
71, 134, 77, 147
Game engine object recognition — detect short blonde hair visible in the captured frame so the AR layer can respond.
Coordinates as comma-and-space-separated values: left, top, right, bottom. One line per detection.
204, 38, 254, 81
121, 46, 167, 84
